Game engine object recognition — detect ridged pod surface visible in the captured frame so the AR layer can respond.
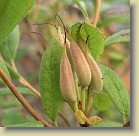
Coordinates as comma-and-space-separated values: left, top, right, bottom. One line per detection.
70, 43, 91, 88
60, 49, 77, 103
77, 35, 86, 55
87, 53, 103, 96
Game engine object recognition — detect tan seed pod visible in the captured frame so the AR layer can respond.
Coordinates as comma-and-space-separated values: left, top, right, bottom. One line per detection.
77, 35, 86, 55
60, 48, 77, 103
87, 53, 103, 96
70, 43, 91, 88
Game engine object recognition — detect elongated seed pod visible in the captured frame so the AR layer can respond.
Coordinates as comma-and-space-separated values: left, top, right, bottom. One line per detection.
87, 53, 103, 96
70, 43, 91, 88
60, 48, 77, 103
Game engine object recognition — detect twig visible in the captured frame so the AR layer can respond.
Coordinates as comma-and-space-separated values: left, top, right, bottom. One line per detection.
92, 0, 101, 26
10, 60, 41, 98
11, 60, 18, 72
59, 112, 71, 127
0, 67, 52, 127
19, 76, 41, 97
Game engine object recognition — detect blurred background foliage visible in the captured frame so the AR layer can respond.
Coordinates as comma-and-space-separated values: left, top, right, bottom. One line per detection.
0, 0, 130, 127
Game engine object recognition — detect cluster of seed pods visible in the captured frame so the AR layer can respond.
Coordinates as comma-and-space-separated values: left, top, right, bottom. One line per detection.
58, 26, 103, 117
33, 18, 103, 125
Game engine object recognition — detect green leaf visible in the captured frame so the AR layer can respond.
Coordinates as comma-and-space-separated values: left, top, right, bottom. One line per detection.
99, 64, 130, 119
0, 0, 35, 46
5, 62, 20, 79
0, 25, 20, 62
0, 58, 11, 83
105, 30, 130, 47
0, 87, 35, 96
73, 0, 89, 21
109, 52, 124, 61
71, 23, 105, 60
39, 39, 64, 122
93, 92, 112, 111
7, 121, 44, 127
93, 120, 122, 127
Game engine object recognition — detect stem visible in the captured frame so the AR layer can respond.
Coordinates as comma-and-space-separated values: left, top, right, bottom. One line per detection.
123, 114, 127, 125
19, 76, 41, 97
59, 112, 71, 127
74, 72, 81, 104
54, 121, 58, 127
86, 86, 93, 117
81, 87, 86, 113
0, 67, 52, 127
11, 60, 17, 72
92, 0, 101, 26
86, 93, 93, 117
10, 59, 41, 98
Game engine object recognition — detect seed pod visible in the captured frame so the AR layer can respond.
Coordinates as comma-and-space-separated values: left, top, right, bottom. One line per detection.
58, 27, 64, 47
70, 43, 91, 88
77, 35, 86, 55
60, 48, 77, 103
57, 27, 70, 48
87, 53, 103, 96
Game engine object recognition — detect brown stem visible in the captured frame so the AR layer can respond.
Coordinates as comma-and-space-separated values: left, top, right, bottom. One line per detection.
59, 112, 71, 127
92, 0, 101, 26
0, 67, 52, 127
